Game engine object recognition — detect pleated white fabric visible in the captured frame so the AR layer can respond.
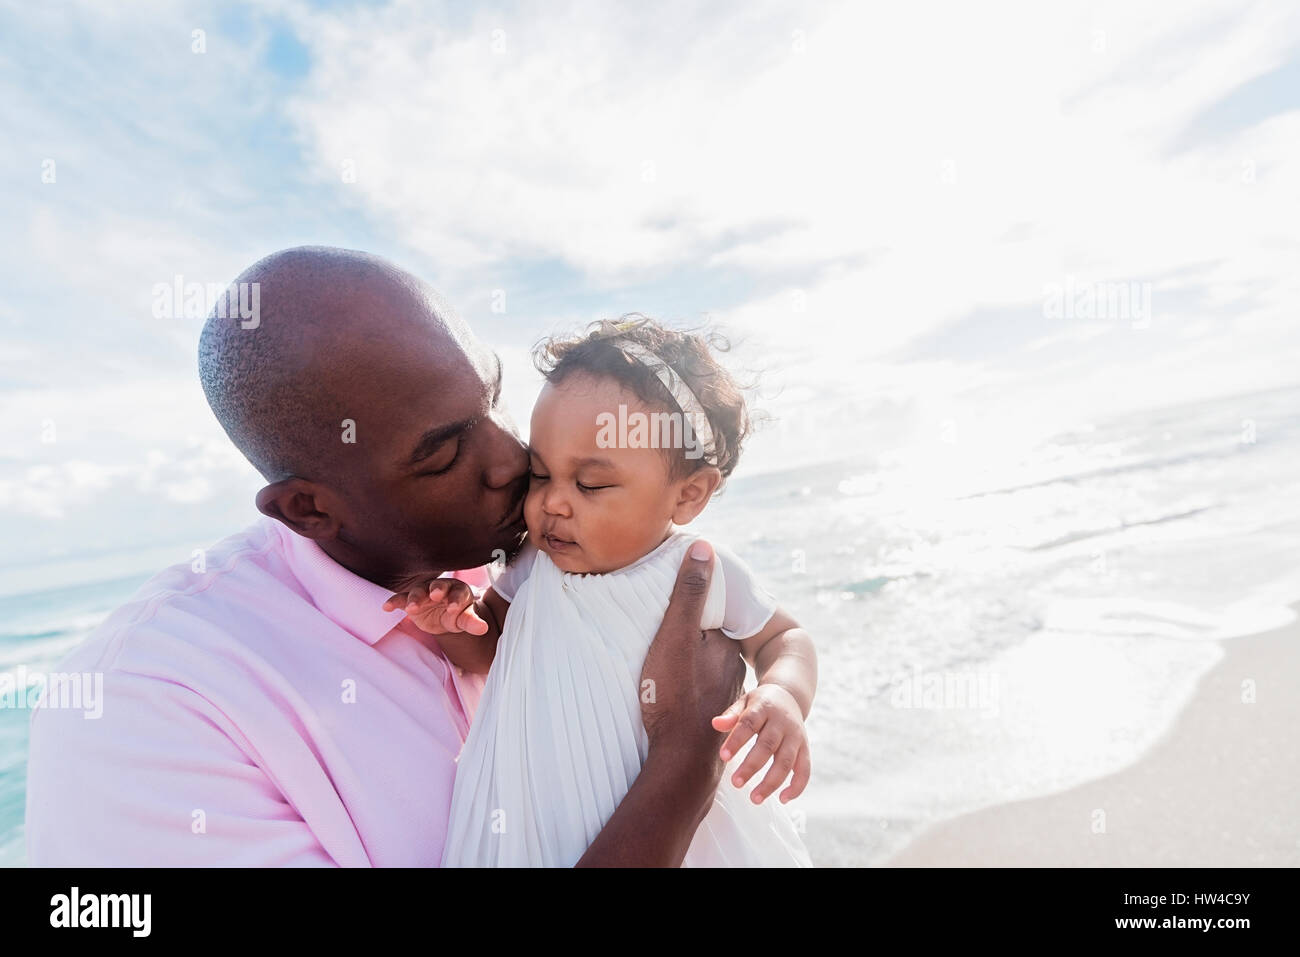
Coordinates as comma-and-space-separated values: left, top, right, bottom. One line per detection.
440, 532, 813, 867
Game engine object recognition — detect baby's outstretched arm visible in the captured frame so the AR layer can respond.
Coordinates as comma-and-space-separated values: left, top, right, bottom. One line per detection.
711, 609, 817, 805
382, 580, 510, 675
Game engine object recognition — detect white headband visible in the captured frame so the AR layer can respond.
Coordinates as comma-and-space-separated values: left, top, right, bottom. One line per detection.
607, 338, 719, 466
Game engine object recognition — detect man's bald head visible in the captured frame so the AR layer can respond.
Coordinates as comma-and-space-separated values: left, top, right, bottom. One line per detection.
199, 245, 468, 484
197, 245, 528, 589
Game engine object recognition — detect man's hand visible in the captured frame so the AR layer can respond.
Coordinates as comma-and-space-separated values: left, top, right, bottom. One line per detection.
576, 539, 746, 867
639, 540, 745, 782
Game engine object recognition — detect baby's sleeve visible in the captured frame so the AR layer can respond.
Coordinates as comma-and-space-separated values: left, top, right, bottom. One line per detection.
486, 540, 539, 603
712, 541, 780, 640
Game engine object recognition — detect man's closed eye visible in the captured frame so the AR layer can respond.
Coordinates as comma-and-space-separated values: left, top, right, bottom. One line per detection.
418, 439, 461, 476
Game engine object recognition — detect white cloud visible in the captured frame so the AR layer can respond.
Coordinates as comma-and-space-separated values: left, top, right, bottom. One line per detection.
281, 0, 1300, 447
3, 0, 1299, 556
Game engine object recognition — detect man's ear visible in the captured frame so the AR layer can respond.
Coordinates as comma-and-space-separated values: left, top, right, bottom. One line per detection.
255, 478, 342, 541
670, 466, 723, 525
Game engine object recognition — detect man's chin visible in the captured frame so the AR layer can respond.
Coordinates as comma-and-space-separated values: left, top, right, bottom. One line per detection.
493, 527, 529, 565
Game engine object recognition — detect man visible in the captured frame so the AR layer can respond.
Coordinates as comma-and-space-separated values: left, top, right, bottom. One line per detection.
24, 246, 743, 866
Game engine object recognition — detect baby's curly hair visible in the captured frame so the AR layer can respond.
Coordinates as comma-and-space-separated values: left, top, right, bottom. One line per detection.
532, 314, 752, 484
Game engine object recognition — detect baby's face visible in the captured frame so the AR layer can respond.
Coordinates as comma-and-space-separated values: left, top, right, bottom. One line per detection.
524, 372, 688, 574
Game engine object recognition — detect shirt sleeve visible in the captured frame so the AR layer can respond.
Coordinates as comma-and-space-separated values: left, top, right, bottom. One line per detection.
486, 540, 539, 603
713, 541, 780, 640
24, 669, 338, 867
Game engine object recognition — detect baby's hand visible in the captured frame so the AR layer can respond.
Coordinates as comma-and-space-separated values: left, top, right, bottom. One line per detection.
382, 578, 490, 636
711, 684, 811, 805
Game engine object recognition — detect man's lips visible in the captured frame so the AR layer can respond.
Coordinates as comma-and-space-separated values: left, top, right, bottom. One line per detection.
498, 485, 528, 529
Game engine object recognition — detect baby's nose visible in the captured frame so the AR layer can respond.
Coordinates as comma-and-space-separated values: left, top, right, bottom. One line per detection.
541, 488, 570, 516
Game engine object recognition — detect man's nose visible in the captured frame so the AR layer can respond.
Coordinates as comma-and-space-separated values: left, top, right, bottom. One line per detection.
482, 417, 528, 491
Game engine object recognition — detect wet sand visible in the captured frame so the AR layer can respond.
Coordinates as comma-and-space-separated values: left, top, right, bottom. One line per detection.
883, 613, 1300, 866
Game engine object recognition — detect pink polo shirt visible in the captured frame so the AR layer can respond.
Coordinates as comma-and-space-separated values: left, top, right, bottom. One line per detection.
24, 516, 488, 867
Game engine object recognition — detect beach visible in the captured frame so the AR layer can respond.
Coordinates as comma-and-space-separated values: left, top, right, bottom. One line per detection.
882, 610, 1300, 867
6, 387, 1300, 867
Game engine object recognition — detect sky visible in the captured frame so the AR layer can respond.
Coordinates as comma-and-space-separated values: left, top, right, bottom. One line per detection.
1, 0, 1298, 575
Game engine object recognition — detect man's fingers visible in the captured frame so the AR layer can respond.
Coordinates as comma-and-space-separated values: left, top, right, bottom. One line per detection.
660, 540, 715, 635
780, 748, 812, 803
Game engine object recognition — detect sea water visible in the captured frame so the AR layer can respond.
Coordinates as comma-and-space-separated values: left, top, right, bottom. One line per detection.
3, 384, 1298, 866
690, 383, 1300, 864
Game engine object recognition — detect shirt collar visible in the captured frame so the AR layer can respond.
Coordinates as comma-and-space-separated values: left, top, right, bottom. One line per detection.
271, 517, 409, 646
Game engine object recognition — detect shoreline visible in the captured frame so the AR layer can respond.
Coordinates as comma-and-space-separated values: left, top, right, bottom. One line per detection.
881, 609, 1300, 867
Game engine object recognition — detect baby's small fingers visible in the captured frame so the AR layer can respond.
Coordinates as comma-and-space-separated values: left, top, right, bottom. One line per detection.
382, 592, 406, 612
711, 695, 748, 736
455, 605, 490, 636
752, 742, 799, 804
718, 708, 763, 762
731, 725, 781, 789
433, 586, 471, 631
780, 748, 812, 803
716, 694, 747, 720
438, 600, 463, 632
438, 578, 478, 602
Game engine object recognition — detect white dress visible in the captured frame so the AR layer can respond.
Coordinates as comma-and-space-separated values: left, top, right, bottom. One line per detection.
440, 530, 813, 867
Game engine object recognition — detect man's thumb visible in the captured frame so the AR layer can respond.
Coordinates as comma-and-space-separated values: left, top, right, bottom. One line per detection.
664, 539, 715, 628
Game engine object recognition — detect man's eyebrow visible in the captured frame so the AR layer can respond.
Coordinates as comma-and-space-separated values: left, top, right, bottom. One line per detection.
492, 351, 504, 401
407, 419, 473, 467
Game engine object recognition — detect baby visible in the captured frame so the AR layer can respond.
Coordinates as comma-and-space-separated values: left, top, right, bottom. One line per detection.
384, 315, 817, 866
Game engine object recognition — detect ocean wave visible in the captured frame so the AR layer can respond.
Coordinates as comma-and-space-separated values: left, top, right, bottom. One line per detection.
956, 445, 1248, 502
1024, 504, 1217, 551
0, 611, 108, 643
1040, 596, 1298, 642
0, 632, 94, 670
